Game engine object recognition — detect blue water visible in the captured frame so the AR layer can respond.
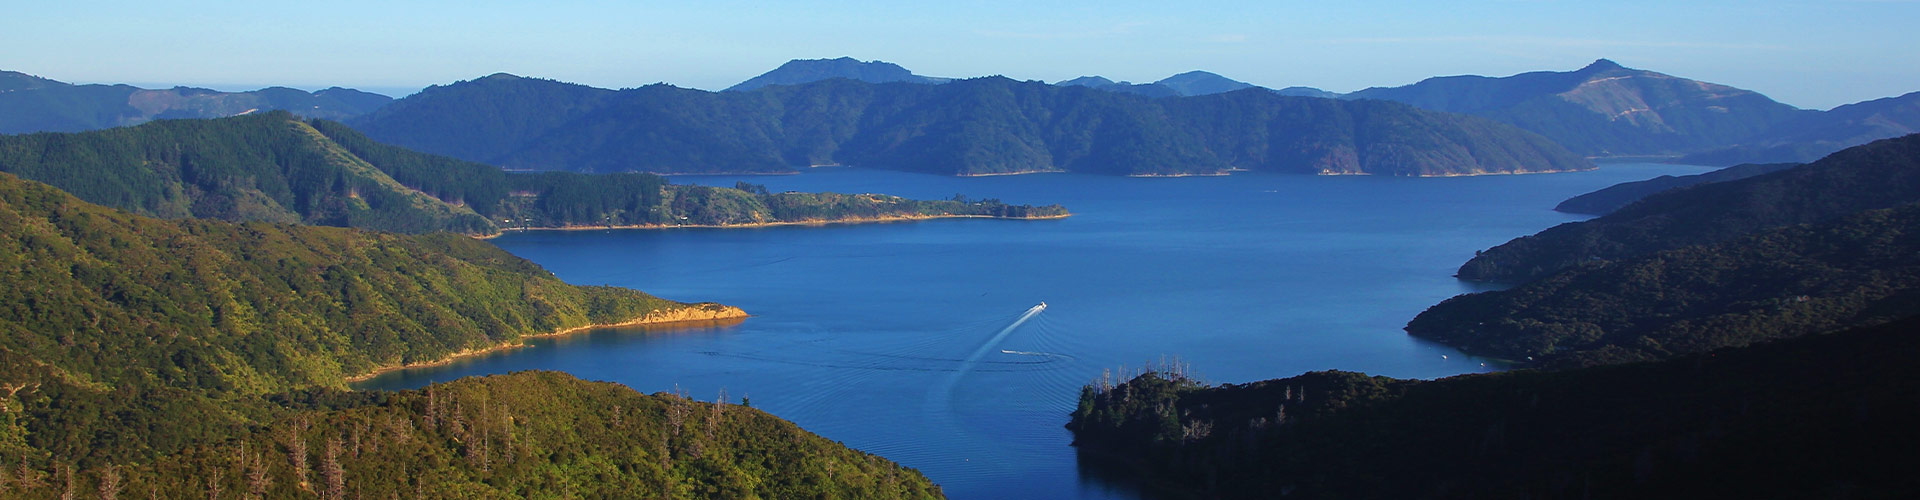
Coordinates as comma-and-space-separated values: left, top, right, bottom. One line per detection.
357, 163, 1711, 499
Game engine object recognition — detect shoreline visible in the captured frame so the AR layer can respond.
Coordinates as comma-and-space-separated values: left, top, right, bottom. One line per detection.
473, 213, 1070, 239
344, 304, 749, 383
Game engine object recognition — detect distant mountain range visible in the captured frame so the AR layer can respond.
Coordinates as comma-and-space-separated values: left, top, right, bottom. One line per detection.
1343, 59, 1812, 156
1679, 91, 1920, 165
10, 60, 1915, 171
0, 70, 391, 134
712, 58, 1920, 164
348, 74, 1591, 177
727, 57, 1339, 99
725, 57, 951, 92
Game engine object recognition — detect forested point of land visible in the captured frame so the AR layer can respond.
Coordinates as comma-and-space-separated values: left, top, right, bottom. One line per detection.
0, 111, 1066, 236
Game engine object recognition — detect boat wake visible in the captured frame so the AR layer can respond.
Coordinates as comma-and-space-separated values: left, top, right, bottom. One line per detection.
930, 303, 1049, 411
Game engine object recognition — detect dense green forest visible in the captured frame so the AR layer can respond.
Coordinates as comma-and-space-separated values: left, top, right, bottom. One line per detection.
0, 171, 723, 459
1552, 162, 1798, 215
1411, 203, 1920, 367
1459, 133, 1920, 283
1068, 316, 1920, 499
0, 112, 1066, 236
0, 70, 390, 134
0, 372, 939, 499
0, 173, 938, 498
0, 112, 496, 234
350, 74, 1592, 177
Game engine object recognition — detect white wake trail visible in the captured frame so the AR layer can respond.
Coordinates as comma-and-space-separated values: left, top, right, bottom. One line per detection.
959, 303, 1045, 368
929, 303, 1048, 411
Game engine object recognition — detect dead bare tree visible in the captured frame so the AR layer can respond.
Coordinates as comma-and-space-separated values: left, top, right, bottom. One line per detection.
322, 436, 344, 500
279, 417, 310, 492
15, 461, 46, 491
97, 465, 121, 500
59, 463, 76, 500
204, 469, 224, 500
244, 450, 271, 500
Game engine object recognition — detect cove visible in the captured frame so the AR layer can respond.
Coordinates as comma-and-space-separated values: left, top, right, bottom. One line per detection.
355, 163, 1709, 499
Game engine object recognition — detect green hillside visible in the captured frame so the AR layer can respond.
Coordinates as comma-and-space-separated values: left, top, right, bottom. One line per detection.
1552, 162, 1798, 215
1412, 203, 1920, 367
0, 173, 939, 498
0, 172, 718, 394
0, 112, 1067, 236
1, 372, 940, 500
0, 111, 496, 234
1458, 133, 1920, 283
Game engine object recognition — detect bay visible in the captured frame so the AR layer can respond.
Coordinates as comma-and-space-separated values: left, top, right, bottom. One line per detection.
356, 163, 1710, 499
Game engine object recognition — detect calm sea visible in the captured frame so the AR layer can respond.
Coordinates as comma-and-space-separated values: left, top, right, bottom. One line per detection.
357, 163, 1709, 499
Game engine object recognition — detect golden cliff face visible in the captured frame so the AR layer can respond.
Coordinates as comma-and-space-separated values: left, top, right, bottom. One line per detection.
633, 302, 750, 324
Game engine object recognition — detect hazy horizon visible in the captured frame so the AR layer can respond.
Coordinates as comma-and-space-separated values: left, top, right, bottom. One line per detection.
11, 1, 1919, 109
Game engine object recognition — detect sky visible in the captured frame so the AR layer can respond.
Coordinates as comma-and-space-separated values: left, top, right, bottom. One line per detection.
7, 0, 1917, 109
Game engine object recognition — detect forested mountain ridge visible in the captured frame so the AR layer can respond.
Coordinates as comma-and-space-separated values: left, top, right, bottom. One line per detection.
0, 111, 497, 234
1067, 315, 1920, 499
345, 73, 617, 165
1552, 162, 1799, 215
0, 70, 391, 134
349, 75, 1592, 177
1458, 133, 1920, 283
0, 112, 1067, 236
1680, 90, 1920, 165
1413, 202, 1920, 367
1346, 59, 1812, 156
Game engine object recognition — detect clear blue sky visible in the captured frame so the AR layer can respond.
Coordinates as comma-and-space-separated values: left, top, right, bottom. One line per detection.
8, 0, 1916, 109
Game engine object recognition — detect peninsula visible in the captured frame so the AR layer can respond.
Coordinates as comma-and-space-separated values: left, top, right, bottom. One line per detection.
0, 111, 1069, 237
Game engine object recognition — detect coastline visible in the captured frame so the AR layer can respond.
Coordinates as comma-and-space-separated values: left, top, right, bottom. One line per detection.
472, 213, 1070, 239
344, 303, 750, 383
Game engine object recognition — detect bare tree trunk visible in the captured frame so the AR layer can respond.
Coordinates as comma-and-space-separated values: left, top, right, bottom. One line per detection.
97, 465, 121, 500
203, 469, 224, 500
59, 464, 76, 500
245, 450, 272, 500
322, 436, 345, 500
280, 417, 311, 493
